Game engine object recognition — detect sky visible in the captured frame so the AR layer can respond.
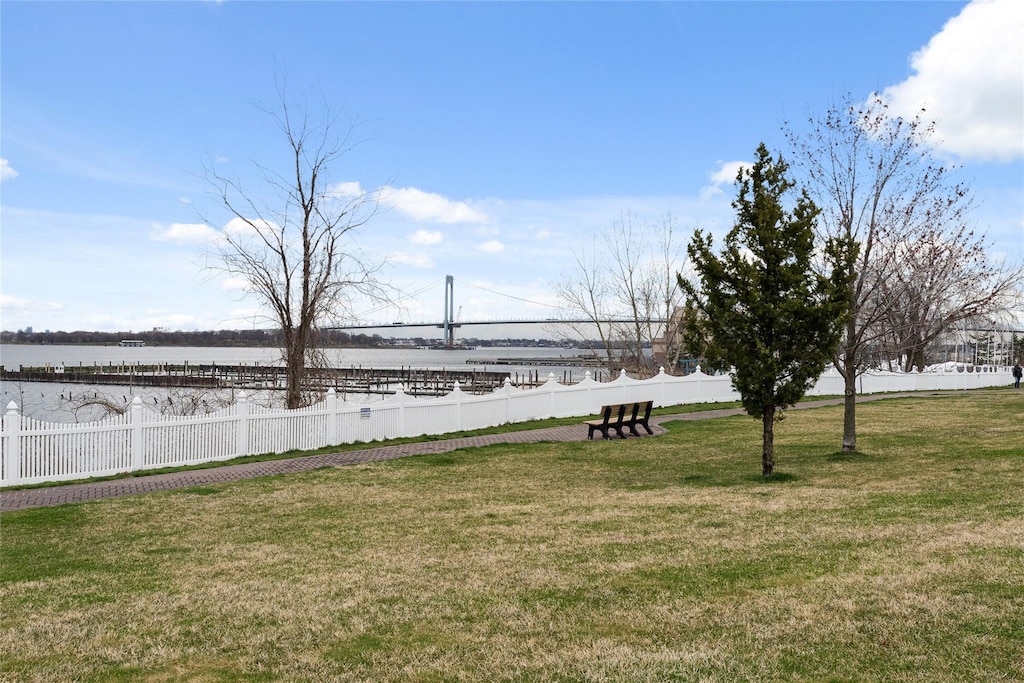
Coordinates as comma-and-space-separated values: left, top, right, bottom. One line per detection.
2, 0, 1022, 337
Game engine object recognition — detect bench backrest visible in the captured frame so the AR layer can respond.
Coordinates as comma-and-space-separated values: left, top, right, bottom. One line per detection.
599, 402, 652, 423
599, 404, 627, 423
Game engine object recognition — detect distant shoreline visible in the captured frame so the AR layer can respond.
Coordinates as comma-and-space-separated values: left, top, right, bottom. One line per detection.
0, 332, 577, 349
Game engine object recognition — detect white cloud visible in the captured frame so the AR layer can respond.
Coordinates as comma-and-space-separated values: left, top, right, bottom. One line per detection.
331, 182, 491, 223
328, 181, 365, 199
390, 252, 435, 269
408, 229, 444, 245
151, 222, 219, 245
152, 218, 281, 246
222, 216, 279, 238
700, 160, 749, 199
535, 229, 550, 240
878, 0, 1024, 162
383, 185, 490, 224
221, 277, 251, 292
0, 159, 18, 182
177, 197, 193, 206
477, 240, 505, 254
0, 293, 63, 312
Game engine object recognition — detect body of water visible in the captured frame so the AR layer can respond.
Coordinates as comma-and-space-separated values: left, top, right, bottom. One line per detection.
1, 345, 603, 422
0, 344, 587, 371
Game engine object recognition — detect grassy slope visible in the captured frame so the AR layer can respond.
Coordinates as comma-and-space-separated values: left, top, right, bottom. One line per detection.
1, 392, 1021, 682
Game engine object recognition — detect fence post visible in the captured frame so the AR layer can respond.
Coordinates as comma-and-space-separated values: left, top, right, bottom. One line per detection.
3, 401, 22, 486
395, 384, 407, 439
236, 391, 250, 457
326, 389, 338, 446
503, 377, 513, 424
657, 366, 666, 407
131, 396, 145, 471
545, 373, 557, 418
452, 381, 463, 431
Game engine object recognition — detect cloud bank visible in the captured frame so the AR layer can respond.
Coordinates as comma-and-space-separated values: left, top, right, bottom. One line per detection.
0, 159, 17, 182
879, 0, 1023, 162
329, 181, 489, 224
700, 160, 750, 199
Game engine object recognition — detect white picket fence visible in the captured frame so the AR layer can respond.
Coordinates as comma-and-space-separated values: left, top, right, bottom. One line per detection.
1, 365, 1013, 486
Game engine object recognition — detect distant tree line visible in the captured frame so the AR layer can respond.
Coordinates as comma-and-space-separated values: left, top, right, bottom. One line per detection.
0, 328, 387, 348
0, 329, 594, 349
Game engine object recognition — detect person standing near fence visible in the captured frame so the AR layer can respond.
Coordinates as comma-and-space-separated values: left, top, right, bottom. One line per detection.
1013, 362, 1022, 389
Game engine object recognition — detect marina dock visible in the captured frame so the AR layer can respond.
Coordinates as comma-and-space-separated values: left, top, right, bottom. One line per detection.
0, 362, 600, 397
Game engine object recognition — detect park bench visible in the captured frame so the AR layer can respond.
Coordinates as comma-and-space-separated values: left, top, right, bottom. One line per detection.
584, 400, 655, 440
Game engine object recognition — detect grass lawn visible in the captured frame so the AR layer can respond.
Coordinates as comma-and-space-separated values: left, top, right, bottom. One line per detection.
1, 391, 1021, 682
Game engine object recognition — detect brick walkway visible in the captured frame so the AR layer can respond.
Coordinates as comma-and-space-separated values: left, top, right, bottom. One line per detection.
0, 395, 922, 512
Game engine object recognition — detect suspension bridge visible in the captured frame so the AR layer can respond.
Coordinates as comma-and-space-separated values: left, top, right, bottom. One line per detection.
330, 275, 666, 346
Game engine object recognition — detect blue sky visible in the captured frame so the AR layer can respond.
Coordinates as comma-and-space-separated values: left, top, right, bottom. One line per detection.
2, 0, 1022, 334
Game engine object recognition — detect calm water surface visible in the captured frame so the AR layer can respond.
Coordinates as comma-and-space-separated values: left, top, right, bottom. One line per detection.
1, 344, 585, 370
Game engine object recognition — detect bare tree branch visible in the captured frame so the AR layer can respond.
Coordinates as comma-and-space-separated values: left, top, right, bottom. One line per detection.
203, 82, 389, 408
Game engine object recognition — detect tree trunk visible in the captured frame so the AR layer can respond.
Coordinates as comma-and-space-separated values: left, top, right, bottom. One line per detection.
762, 405, 775, 477
842, 363, 856, 453
840, 310, 858, 453
284, 330, 307, 410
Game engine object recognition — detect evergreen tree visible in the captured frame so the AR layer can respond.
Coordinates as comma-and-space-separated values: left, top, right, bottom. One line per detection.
680, 144, 855, 476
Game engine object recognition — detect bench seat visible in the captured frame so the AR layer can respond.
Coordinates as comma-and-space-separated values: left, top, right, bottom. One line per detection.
585, 400, 654, 440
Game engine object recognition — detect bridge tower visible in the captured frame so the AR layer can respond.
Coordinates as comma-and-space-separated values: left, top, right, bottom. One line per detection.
441, 275, 460, 347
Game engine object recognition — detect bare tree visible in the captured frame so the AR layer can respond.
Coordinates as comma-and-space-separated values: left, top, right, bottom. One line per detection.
205, 84, 387, 408
606, 213, 658, 375
652, 214, 689, 370
786, 94, 1022, 452
553, 237, 619, 371
553, 213, 686, 376
874, 231, 1021, 371
58, 387, 244, 422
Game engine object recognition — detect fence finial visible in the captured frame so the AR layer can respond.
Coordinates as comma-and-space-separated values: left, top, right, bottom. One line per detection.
5, 401, 19, 415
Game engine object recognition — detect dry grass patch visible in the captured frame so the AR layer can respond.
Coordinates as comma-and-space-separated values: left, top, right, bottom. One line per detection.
2, 392, 1022, 681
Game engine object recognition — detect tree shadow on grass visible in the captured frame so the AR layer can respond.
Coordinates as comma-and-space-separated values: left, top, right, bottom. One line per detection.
682, 471, 800, 487
824, 450, 880, 463
745, 471, 799, 485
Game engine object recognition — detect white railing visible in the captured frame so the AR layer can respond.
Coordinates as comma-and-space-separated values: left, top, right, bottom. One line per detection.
1, 365, 1013, 486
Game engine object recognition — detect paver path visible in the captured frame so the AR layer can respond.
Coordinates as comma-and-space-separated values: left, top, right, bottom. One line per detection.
0, 394, 945, 511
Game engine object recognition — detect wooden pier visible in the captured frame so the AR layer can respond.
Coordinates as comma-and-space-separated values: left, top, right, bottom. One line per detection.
0, 362, 594, 397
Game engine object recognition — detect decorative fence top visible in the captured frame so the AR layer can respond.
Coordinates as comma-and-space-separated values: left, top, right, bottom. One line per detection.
1, 365, 1013, 486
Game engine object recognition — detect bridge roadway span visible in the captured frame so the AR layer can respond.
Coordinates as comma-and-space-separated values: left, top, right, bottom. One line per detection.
0, 395, 927, 512
330, 317, 667, 330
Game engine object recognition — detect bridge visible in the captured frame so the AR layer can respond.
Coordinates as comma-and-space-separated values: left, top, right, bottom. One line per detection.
329, 275, 665, 346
